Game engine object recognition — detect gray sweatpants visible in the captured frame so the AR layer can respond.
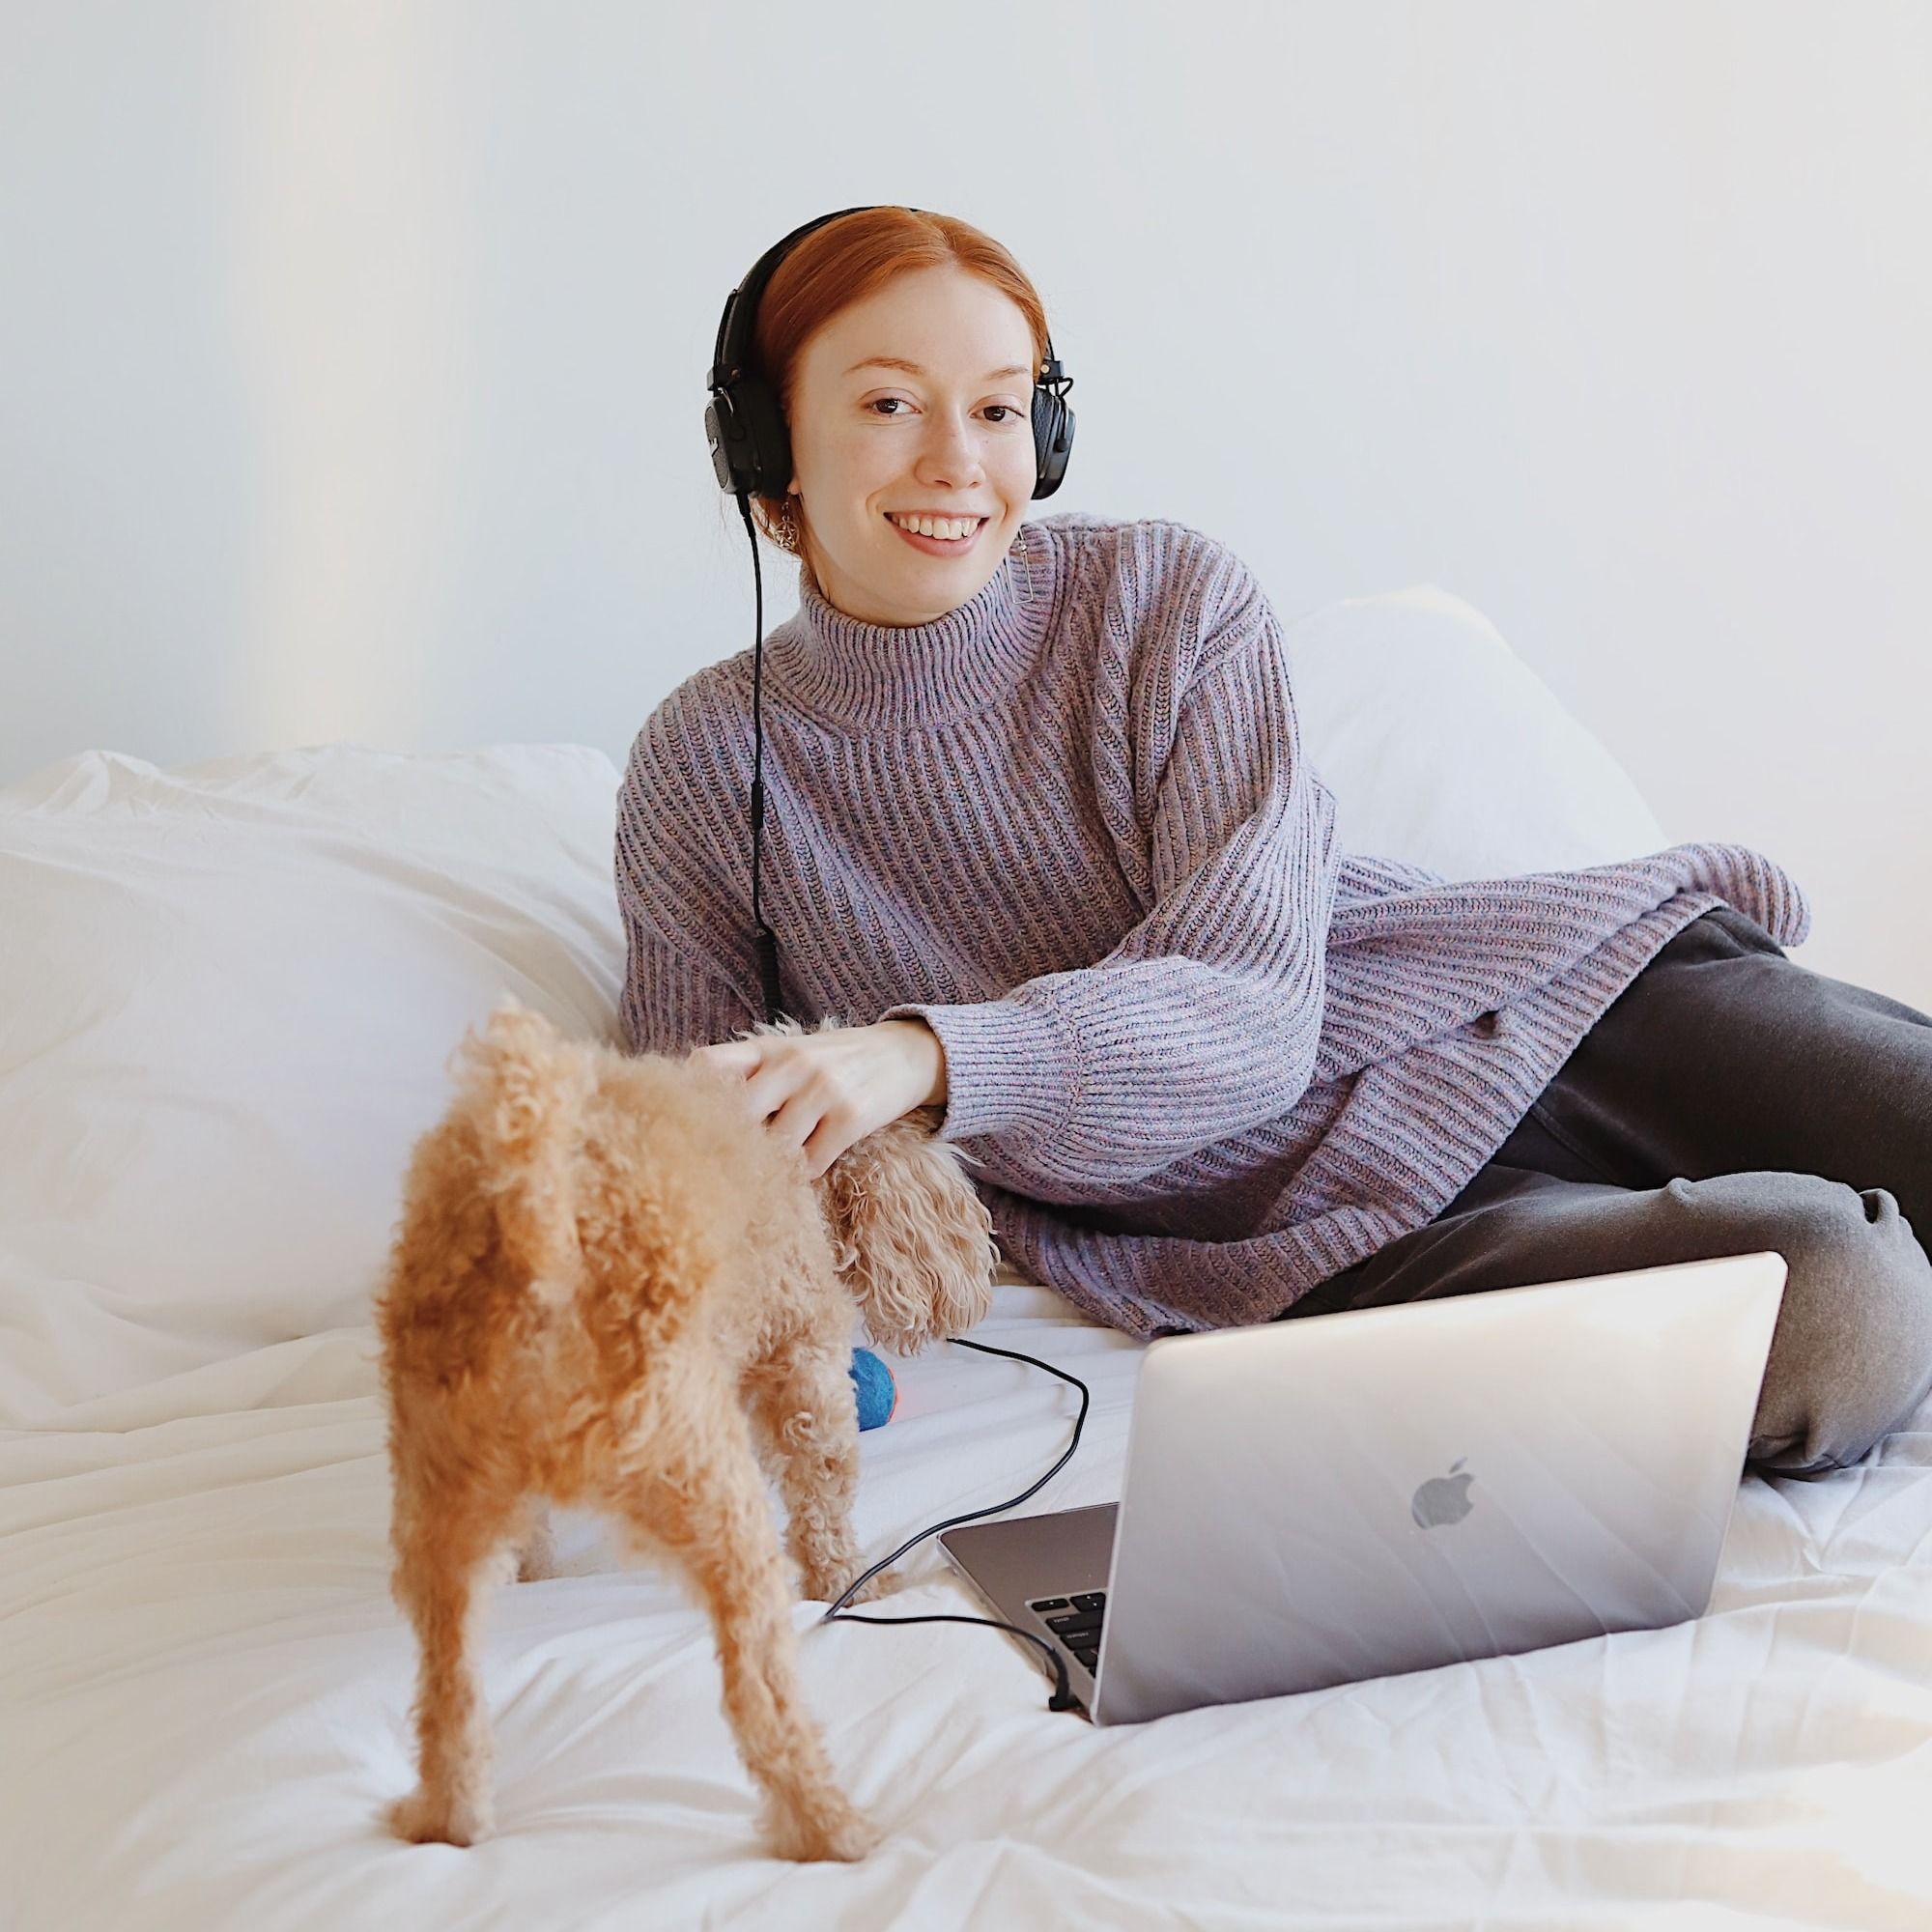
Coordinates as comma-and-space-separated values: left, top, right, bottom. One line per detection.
1281, 904, 1932, 1478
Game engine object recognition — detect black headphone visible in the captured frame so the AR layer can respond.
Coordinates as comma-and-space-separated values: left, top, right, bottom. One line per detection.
703, 207, 1076, 1025
705, 204, 1075, 507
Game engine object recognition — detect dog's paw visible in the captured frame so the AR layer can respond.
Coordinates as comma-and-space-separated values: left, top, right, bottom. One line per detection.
386, 1786, 492, 1848
841, 1565, 903, 1605
805, 1560, 898, 1605
514, 1512, 558, 1582
764, 1791, 881, 1863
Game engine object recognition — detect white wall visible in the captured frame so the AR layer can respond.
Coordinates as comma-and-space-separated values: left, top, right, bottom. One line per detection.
3, 0, 1928, 1008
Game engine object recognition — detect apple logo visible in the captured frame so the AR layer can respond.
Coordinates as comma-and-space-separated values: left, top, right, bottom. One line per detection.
1411, 1458, 1477, 1529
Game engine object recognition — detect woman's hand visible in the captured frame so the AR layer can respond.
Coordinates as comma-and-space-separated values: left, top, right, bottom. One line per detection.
688, 1018, 949, 1181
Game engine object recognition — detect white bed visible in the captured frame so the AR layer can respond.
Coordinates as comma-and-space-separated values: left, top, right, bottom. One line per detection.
4, 585, 1927, 1931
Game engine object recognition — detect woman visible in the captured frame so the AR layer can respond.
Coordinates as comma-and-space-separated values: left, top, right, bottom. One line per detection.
616, 207, 1932, 1478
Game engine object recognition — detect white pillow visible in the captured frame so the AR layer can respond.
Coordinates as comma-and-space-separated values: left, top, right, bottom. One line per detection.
0, 742, 626, 1425
1286, 583, 1667, 880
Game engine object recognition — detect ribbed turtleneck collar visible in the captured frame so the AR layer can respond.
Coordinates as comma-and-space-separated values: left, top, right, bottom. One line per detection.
759, 533, 1051, 729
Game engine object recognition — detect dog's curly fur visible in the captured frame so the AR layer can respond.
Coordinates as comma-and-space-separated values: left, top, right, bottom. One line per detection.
375, 995, 998, 1861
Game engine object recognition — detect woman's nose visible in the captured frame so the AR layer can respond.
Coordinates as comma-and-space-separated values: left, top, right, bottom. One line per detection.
914, 409, 983, 484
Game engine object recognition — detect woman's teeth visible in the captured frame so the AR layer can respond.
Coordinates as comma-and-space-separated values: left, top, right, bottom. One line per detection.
888, 513, 982, 540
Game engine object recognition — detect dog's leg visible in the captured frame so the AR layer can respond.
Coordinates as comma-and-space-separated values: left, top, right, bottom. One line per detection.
746, 1333, 880, 1606
386, 1480, 521, 1848
621, 1426, 879, 1862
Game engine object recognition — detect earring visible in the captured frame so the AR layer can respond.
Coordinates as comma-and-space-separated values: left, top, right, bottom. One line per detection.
1015, 525, 1035, 607
773, 496, 803, 555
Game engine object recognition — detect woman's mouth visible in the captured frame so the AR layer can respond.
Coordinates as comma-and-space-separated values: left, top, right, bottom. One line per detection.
885, 512, 988, 557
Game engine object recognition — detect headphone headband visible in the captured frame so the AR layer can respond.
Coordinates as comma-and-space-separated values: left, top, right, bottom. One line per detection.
707, 206, 871, 398
703, 204, 1074, 505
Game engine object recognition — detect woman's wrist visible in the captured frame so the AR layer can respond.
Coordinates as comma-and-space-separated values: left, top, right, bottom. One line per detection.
886, 1016, 949, 1108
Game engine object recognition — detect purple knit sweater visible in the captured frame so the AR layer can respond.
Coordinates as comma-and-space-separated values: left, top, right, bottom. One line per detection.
614, 513, 1810, 1338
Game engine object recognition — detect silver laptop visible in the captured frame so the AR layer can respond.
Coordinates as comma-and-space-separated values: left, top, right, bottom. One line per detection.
940, 1251, 1786, 1725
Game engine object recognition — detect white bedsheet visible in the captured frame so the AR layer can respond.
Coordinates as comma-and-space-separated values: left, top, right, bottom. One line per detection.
5, 1278, 1930, 1930
5, 593, 1927, 1928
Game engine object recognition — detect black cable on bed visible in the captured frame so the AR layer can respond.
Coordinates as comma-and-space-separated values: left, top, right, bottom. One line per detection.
818, 1336, 1093, 1714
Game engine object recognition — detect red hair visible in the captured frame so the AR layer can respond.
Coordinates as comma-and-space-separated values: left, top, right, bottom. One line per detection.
745, 208, 1051, 555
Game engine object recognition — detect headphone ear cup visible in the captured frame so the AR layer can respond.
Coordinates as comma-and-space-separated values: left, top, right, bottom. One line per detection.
732, 374, 793, 500
1030, 384, 1075, 501
703, 388, 748, 493
706, 374, 793, 498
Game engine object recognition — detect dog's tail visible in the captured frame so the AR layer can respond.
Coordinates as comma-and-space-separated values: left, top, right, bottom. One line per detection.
448, 995, 595, 1312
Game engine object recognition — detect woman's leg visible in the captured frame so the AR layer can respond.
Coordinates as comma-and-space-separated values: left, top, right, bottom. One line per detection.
1285, 907, 1932, 1476
1520, 903, 1932, 1250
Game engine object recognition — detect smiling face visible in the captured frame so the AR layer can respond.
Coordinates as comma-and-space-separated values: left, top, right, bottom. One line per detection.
782, 265, 1040, 626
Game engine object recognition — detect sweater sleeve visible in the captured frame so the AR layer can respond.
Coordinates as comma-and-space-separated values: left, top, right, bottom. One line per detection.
877, 565, 1342, 1193
612, 740, 763, 1059
617, 910, 763, 1059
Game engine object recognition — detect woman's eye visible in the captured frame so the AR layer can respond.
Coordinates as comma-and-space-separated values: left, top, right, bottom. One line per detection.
867, 399, 1024, 422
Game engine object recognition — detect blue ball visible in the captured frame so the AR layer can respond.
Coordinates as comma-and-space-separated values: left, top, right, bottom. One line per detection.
849, 1347, 897, 1431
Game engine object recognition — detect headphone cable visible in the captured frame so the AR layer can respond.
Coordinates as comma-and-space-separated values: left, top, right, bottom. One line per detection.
737, 488, 785, 1025
819, 1335, 1092, 1714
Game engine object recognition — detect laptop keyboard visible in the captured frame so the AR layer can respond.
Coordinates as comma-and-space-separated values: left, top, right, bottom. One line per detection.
1029, 1591, 1106, 1675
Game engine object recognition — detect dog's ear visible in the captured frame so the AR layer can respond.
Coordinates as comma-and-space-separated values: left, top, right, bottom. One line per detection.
819, 1112, 998, 1354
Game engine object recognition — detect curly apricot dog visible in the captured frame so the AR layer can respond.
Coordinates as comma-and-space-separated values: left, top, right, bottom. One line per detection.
376, 995, 997, 1861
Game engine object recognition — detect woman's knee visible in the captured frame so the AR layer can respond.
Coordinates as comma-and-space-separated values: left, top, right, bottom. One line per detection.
1726, 1176, 1932, 1473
